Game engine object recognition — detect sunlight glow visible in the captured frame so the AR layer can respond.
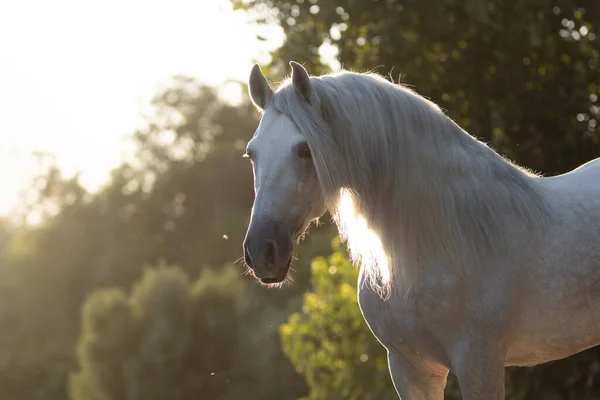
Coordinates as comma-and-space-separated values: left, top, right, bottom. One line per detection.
335, 188, 391, 295
0, 0, 284, 217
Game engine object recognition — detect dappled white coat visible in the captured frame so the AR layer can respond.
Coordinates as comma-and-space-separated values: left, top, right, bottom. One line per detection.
244, 61, 600, 400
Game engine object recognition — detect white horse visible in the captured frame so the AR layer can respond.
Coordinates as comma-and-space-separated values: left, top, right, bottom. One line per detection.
242, 61, 600, 399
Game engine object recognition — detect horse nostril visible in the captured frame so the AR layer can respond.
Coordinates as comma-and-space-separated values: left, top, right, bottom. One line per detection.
264, 240, 277, 265
244, 245, 254, 270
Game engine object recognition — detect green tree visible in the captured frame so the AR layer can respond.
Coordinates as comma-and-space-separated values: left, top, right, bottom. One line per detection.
69, 265, 307, 400
0, 78, 329, 399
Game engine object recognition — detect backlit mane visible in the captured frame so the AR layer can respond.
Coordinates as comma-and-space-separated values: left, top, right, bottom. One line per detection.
271, 71, 550, 298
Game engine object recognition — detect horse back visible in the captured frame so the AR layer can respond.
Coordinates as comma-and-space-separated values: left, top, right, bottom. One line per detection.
504, 157, 600, 366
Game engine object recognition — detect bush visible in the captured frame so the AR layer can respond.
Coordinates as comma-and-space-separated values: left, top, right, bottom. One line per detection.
69, 264, 306, 400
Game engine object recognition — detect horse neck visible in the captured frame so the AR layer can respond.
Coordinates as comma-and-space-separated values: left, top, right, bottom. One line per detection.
353, 116, 547, 276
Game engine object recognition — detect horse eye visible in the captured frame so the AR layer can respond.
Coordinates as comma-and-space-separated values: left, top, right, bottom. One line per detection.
297, 143, 311, 159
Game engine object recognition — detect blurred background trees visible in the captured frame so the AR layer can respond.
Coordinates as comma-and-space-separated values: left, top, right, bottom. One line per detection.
0, 80, 331, 400
68, 265, 299, 400
1, 0, 599, 399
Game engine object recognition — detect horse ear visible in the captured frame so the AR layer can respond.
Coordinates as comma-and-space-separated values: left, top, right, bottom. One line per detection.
248, 64, 274, 110
290, 61, 313, 103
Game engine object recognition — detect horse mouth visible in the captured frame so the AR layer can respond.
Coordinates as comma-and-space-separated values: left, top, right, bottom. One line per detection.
260, 277, 284, 284
258, 254, 292, 284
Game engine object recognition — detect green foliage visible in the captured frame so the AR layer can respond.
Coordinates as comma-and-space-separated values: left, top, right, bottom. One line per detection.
69, 265, 307, 400
281, 238, 397, 400
0, 80, 319, 399
0, 343, 74, 400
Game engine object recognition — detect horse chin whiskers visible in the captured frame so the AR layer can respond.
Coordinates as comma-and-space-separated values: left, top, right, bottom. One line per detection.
258, 273, 294, 289
294, 232, 306, 245
294, 219, 316, 244
312, 216, 323, 228
241, 264, 254, 277
234, 257, 254, 277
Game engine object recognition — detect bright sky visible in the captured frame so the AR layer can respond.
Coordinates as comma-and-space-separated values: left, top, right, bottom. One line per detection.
0, 0, 283, 217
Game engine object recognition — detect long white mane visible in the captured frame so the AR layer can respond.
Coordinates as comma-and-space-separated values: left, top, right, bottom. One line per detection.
271, 71, 550, 298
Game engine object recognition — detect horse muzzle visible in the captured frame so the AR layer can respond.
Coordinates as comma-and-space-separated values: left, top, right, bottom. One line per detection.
243, 217, 294, 283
